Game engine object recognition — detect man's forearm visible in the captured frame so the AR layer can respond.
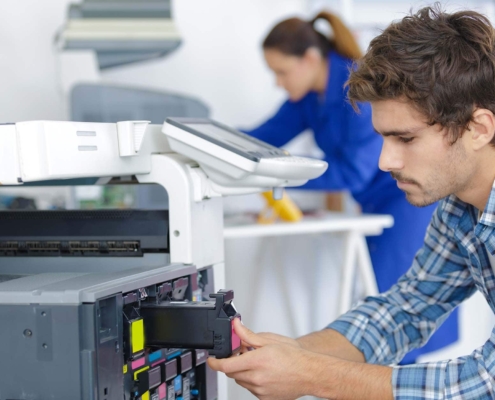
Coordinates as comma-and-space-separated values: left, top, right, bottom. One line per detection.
297, 328, 365, 363
303, 353, 393, 400
209, 320, 393, 400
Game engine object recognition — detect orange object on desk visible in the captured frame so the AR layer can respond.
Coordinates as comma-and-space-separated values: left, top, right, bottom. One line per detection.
258, 190, 303, 224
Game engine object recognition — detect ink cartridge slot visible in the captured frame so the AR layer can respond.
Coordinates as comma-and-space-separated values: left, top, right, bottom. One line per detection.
140, 289, 241, 359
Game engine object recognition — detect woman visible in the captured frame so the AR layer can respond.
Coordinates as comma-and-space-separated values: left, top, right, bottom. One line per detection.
245, 11, 457, 363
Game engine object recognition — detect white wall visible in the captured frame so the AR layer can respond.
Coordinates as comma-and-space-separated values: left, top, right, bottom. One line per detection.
0, 0, 308, 126
103, 0, 308, 127
0, 1, 68, 122
307, 0, 495, 51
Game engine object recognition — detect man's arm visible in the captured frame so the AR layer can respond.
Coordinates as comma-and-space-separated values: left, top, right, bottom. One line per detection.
325, 204, 477, 366
211, 319, 495, 399
254, 323, 365, 362
297, 328, 365, 363
209, 319, 392, 400
295, 203, 475, 366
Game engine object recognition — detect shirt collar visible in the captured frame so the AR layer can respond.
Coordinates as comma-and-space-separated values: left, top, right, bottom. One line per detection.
440, 178, 495, 230
478, 178, 495, 227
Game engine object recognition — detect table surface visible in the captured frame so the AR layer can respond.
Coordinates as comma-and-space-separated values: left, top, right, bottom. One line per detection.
223, 211, 394, 239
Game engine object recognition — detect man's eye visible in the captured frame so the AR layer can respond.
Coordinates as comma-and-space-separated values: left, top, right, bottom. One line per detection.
398, 137, 414, 143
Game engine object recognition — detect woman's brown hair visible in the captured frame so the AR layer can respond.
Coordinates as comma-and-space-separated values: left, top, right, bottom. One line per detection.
347, 4, 495, 144
263, 11, 362, 61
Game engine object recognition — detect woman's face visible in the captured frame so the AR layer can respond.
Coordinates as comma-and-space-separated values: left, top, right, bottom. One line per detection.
264, 48, 321, 101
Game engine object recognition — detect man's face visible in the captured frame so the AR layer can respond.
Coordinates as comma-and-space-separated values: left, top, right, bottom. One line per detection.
372, 99, 476, 207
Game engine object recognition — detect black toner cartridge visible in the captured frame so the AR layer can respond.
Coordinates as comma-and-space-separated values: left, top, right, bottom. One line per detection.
140, 289, 241, 359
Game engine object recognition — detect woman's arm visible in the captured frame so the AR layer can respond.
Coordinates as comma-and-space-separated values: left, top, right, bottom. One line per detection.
244, 100, 309, 147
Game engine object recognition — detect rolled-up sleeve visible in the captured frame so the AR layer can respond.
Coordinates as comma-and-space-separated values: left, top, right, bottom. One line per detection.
393, 329, 495, 399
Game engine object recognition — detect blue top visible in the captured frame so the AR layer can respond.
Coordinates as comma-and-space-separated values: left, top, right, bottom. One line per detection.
246, 51, 394, 209
245, 50, 458, 361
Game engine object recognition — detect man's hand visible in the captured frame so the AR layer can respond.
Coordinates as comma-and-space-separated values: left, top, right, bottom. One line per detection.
297, 328, 365, 362
208, 319, 394, 400
208, 319, 324, 399
229, 318, 300, 354
240, 325, 301, 352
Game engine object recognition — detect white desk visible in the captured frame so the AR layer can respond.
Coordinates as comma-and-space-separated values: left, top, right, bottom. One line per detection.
223, 212, 393, 400
225, 212, 392, 238
224, 211, 394, 333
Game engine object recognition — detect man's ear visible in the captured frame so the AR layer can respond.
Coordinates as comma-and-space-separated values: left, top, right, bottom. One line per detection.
469, 108, 495, 150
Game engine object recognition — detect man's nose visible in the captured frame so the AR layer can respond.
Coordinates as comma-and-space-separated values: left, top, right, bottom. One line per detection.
378, 140, 403, 172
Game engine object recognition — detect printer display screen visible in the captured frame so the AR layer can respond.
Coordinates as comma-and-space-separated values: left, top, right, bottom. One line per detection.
186, 123, 268, 153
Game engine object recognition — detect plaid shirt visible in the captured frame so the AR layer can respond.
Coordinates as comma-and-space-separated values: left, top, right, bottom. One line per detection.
328, 182, 495, 399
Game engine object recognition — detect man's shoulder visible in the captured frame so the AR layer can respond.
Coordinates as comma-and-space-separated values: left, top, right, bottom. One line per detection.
434, 195, 473, 232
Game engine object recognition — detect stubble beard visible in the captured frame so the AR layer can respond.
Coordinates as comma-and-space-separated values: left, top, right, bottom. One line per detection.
399, 140, 469, 208
404, 190, 438, 207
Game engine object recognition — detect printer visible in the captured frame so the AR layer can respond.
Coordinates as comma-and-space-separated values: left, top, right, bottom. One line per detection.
0, 117, 327, 400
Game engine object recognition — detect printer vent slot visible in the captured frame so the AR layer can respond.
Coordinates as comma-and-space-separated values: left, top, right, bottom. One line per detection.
0, 210, 135, 220
0, 240, 143, 257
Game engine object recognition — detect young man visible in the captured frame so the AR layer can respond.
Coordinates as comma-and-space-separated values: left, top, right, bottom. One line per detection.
208, 6, 495, 399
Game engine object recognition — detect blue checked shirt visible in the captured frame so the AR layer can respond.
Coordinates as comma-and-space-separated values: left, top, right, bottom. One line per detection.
328, 183, 495, 399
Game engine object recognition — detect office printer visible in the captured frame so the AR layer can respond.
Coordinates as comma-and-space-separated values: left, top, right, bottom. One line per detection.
0, 117, 327, 400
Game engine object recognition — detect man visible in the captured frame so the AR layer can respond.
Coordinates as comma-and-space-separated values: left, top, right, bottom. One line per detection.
208, 5, 495, 399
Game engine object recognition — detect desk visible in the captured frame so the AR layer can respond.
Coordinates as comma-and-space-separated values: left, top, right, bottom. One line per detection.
223, 212, 393, 400
224, 211, 393, 334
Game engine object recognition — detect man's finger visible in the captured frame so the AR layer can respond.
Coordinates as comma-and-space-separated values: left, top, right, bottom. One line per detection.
207, 350, 257, 374
234, 318, 270, 348
257, 332, 300, 347
240, 339, 254, 354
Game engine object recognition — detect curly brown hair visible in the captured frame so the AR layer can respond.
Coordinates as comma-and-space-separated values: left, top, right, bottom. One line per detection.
347, 4, 495, 143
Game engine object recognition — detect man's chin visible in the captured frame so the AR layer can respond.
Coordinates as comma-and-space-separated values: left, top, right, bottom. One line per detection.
405, 193, 438, 208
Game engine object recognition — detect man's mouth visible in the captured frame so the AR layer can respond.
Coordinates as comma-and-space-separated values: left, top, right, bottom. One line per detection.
397, 180, 414, 188
391, 173, 417, 186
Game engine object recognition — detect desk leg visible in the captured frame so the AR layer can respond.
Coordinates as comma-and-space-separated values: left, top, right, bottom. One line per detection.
273, 236, 300, 338
338, 231, 359, 315
245, 237, 270, 327
311, 233, 333, 333
338, 232, 378, 316
356, 235, 378, 297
